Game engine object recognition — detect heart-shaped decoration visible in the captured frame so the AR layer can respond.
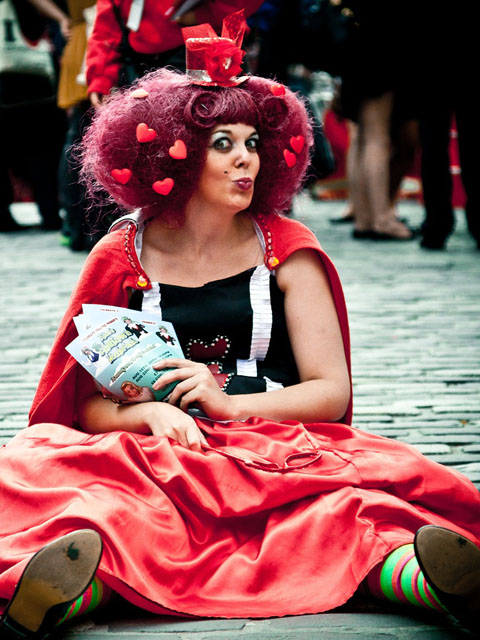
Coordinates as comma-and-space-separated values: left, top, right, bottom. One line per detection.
187, 336, 230, 361
283, 149, 297, 168
290, 135, 305, 154
131, 88, 149, 99
111, 168, 132, 184
136, 122, 157, 143
152, 178, 174, 195
270, 84, 286, 96
169, 139, 187, 160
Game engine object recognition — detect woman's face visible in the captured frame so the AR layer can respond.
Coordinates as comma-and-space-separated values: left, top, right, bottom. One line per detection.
122, 382, 139, 398
194, 123, 260, 214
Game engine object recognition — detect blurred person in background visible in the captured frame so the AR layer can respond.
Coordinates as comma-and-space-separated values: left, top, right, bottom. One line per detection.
336, 0, 420, 241
55, 0, 106, 251
0, 0, 66, 231
26, 0, 106, 251
86, 0, 264, 107
418, 2, 479, 250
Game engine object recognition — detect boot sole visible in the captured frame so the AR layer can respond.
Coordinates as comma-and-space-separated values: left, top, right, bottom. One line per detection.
6, 529, 102, 633
414, 525, 480, 600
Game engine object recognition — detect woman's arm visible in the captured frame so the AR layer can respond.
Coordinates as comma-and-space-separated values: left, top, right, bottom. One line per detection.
85, 0, 123, 98
154, 249, 351, 423
76, 369, 207, 451
233, 248, 351, 422
26, 0, 71, 39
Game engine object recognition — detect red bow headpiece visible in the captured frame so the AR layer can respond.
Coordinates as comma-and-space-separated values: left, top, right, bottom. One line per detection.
182, 10, 248, 87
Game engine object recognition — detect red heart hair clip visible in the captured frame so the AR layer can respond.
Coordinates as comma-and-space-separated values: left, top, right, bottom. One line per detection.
136, 123, 157, 143
152, 178, 174, 195
270, 84, 286, 97
283, 149, 297, 168
111, 168, 132, 184
169, 140, 187, 160
290, 135, 305, 154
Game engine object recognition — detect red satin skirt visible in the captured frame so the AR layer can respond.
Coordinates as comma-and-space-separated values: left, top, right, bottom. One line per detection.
1, 419, 479, 617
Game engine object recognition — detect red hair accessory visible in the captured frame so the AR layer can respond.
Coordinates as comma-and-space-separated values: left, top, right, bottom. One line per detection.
290, 135, 305, 154
136, 123, 157, 143
130, 88, 149, 99
182, 10, 248, 87
111, 168, 132, 184
270, 84, 286, 97
152, 178, 174, 195
169, 140, 187, 160
283, 149, 297, 168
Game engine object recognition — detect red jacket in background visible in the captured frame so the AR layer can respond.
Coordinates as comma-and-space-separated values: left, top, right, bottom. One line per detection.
86, 0, 264, 96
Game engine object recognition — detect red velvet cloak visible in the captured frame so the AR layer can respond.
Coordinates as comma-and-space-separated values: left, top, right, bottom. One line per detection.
1, 215, 479, 618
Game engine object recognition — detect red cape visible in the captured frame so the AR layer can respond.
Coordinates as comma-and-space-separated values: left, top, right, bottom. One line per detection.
29, 214, 353, 428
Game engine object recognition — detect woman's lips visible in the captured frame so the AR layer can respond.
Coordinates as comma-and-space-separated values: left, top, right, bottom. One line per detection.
234, 178, 253, 191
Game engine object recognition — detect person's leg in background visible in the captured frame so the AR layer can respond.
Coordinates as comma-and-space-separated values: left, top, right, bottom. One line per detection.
389, 118, 419, 215
59, 101, 91, 250
26, 100, 66, 231
455, 96, 480, 249
419, 103, 454, 249
357, 91, 412, 239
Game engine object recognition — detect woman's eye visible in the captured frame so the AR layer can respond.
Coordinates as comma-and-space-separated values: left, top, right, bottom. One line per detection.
213, 137, 232, 151
246, 137, 259, 151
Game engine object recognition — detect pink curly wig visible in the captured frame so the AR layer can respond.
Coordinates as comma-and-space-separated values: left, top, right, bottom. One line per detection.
80, 68, 313, 224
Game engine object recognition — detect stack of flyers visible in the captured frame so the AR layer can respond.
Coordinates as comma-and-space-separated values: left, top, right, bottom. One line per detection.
66, 305, 184, 403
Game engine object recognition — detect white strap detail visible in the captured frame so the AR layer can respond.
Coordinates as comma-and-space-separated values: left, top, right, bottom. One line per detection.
141, 282, 162, 317
264, 377, 284, 392
108, 208, 146, 233
236, 358, 257, 377
249, 264, 272, 361
127, 0, 144, 31
253, 219, 266, 253
235, 264, 272, 377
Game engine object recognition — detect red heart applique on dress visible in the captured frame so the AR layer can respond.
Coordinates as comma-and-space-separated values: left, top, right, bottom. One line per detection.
283, 149, 297, 168
136, 123, 157, 143
187, 337, 230, 361
290, 135, 305, 154
152, 178, 174, 195
111, 168, 132, 184
169, 140, 187, 160
270, 84, 286, 96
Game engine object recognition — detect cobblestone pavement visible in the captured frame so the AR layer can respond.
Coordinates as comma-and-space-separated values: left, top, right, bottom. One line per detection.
1, 199, 479, 639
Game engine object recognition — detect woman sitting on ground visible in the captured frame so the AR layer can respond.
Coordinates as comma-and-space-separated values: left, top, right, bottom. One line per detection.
0, 12, 479, 639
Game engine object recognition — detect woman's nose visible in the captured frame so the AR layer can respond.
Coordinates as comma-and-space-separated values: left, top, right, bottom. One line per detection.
234, 144, 251, 167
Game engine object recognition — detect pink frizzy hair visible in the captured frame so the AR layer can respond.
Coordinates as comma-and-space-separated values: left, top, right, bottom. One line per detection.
80, 68, 313, 224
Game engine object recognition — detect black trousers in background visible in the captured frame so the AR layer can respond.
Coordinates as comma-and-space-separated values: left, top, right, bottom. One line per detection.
0, 73, 66, 229
420, 95, 479, 246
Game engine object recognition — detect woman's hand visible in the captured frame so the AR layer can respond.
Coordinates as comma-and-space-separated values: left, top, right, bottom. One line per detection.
135, 402, 208, 452
78, 371, 208, 451
59, 15, 72, 40
153, 359, 236, 421
89, 92, 104, 107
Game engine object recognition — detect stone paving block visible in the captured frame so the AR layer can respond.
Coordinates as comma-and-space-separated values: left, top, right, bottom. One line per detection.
250, 612, 433, 630
463, 444, 480, 453
63, 635, 183, 639
409, 444, 451, 455
109, 617, 248, 633
428, 454, 480, 466
193, 633, 395, 639
405, 435, 480, 445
